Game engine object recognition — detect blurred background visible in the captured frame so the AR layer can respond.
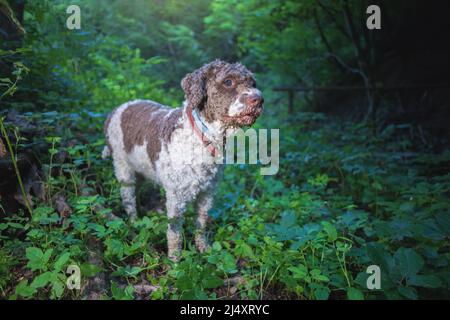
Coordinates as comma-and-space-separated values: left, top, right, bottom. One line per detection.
0, 0, 449, 300
2, 0, 450, 134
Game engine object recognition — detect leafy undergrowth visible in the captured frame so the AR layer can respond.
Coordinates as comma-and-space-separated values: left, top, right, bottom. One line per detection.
0, 110, 449, 300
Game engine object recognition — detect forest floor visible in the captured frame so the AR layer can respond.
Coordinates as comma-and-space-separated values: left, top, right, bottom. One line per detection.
0, 106, 449, 300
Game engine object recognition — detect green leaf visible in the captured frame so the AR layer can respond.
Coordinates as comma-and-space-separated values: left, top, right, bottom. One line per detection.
105, 238, 124, 259
321, 221, 337, 241
310, 269, 330, 282
26, 247, 44, 271
111, 281, 134, 300
176, 272, 193, 291
416, 219, 445, 240
314, 286, 330, 300
366, 242, 392, 272
54, 252, 71, 272
235, 241, 255, 259
408, 274, 442, 288
393, 248, 424, 278
398, 286, 417, 300
43, 249, 53, 265
313, 274, 330, 282
30, 271, 52, 289
26, 247, 52, 271
288, 265, 308, 279
32, 206, 55, 222
26, 247, 43, 261
51, 278, 65, 298
15, 279, 36, 298
6, 222, 24, 229
112, 265, 143, 278
435, 212, 450, 235
212, 241, 222, 251
202, 275, 223, 289
210, 252, 238, 274
0, 77, 13, 84
347, 287, 364, 300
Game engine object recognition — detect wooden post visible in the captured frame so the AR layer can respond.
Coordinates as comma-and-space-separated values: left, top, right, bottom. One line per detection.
288, 90, 294, 114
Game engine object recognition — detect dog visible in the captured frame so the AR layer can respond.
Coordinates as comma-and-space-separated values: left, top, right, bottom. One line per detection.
102, 59, 263, 261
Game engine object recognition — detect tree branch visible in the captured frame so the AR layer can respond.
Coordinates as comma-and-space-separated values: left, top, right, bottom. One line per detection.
313, 8, 333, 53
316, 0, 351, 41
341, 0, 365, 67
324, 52, 368, 82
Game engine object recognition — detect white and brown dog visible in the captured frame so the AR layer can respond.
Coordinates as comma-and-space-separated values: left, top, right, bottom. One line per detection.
102, 60, 263, 261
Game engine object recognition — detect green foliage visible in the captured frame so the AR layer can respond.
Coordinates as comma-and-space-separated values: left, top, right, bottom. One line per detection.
0, 0, 449, 300
13, 247, 71, 299
0, 50, 29, 100
111, 281, 134, 300
2, 0, 176, 113
0, 248, 16, 294
1, 98, 449, 300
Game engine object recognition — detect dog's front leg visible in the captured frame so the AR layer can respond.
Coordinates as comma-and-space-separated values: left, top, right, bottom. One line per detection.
166, 193, 186, 262
120, 183, 137, 222
195, 191, 213, 253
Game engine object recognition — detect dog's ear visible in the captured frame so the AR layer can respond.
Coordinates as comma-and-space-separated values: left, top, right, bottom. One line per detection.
182, 60, 226, 110
181, 66, 208, 110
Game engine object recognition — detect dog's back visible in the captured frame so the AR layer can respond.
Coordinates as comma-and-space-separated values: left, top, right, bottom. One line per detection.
103, 100, 182, 164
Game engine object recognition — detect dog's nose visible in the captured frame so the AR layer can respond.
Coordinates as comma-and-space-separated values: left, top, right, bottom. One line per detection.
245, 93, 264, 107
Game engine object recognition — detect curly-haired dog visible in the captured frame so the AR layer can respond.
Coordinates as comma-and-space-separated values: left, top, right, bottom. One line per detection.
103, 60, 263, 261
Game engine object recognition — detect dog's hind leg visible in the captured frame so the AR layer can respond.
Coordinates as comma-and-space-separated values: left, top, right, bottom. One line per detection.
113, 157, 137, 222
195, 191, 213, 253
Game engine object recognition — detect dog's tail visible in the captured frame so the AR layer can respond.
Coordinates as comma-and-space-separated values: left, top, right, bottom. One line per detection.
101, 145, 111, 159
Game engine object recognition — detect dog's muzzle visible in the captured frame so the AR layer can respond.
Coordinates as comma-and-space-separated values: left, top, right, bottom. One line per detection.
225, 90, 264, 127
244, 91, 264, 109
239, 91, 264, 126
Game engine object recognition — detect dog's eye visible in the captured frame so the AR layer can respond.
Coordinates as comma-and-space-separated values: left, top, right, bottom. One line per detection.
247, 79, 256, 87
223, 79, 234, 87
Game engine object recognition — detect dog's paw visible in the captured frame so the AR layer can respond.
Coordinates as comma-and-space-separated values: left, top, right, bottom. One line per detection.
168, 250, 181, 263
128, 213, 138, 224
195, 235, 210, 253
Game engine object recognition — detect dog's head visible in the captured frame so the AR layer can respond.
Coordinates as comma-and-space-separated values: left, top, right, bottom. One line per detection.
181, 59, 263, 127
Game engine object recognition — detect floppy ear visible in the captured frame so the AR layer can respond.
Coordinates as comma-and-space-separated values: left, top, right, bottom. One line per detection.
181, 66, 208, 111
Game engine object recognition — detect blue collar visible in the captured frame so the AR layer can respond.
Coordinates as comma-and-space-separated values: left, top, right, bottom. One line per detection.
192, 108, 210, 136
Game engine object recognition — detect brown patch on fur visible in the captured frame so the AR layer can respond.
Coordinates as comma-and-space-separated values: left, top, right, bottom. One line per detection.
120, 101, 182, 164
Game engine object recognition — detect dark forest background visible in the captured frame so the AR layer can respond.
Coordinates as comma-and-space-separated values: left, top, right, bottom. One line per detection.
0, 0, 449, 300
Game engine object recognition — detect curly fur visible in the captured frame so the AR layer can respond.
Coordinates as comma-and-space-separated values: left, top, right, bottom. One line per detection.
103, 59, 263, 261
